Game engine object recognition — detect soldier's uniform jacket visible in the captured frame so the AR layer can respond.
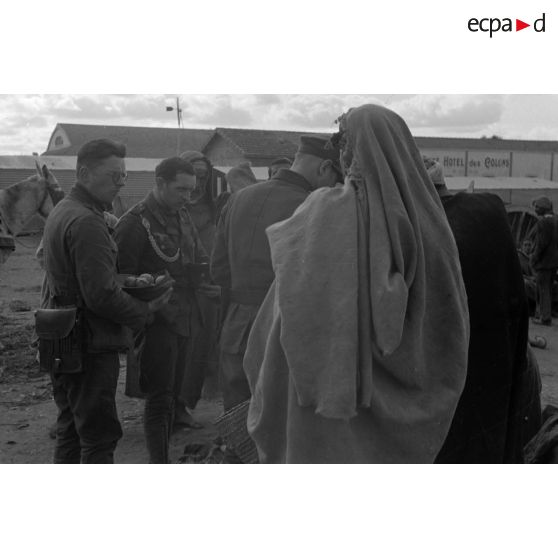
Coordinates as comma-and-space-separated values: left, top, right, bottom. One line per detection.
114, 191, 207, 337
42, 184, 149, 351
211, 168, 314, 354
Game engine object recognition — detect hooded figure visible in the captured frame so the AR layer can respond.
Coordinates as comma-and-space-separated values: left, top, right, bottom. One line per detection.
422, 156, 540, 463
243, 104, 470, 463
180, 151, 218, 253
176, 151, 220, 419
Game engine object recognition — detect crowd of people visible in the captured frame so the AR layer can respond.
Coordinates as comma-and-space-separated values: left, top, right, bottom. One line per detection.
35, 103, 557, 464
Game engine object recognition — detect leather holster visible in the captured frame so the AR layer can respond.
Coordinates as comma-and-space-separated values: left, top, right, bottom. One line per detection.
35, 307, 82, 374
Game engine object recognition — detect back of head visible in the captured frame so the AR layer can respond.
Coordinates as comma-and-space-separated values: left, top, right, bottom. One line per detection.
291, 135, 342, 189
226, 162, 257, 193
532, 195, 553, 214
76, 138, 126, 172
333, 104, 440, 202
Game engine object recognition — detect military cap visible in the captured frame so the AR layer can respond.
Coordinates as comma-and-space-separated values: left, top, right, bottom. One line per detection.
297, 135, 342, 174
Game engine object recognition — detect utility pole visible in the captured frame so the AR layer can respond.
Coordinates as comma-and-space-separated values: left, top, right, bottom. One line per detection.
166, 96, 183, 155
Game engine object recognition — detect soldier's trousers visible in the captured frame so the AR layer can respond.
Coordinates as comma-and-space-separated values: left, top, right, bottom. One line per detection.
140, 322, 190, 464
177, 293, 220, 408
51, 352, 122, 464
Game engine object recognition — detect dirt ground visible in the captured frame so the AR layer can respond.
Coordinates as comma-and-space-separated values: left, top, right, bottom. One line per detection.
0, 234, 223, 464
1, 234, 557, 464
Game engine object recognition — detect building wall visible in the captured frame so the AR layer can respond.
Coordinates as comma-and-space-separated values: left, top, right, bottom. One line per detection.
421, 149, 467, 176
466, 151, 511, 177
420, 148, 558, 180
552, 154, 558, 182
512, 152, 553, 179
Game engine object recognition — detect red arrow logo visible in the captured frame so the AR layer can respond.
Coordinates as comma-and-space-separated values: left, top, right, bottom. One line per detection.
516, 19, 530, 31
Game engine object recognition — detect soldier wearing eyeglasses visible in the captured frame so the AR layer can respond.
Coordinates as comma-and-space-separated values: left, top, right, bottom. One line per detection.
41, 138, 171, 464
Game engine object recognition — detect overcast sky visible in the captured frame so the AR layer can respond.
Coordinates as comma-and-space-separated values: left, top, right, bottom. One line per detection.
1, 94, 558, 155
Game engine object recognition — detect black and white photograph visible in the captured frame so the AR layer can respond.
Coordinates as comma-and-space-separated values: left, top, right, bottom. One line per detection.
1, 94, 558, 466
2, 2, 557, 557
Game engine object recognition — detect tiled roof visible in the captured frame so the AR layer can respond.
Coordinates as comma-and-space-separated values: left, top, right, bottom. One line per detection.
43, 123, 214, 158
214, 128, 329, 160
215, 129, 558, 157
41, 123, 558, 163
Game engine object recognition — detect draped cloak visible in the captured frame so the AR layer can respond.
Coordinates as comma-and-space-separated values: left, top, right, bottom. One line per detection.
243, 104, 470, 463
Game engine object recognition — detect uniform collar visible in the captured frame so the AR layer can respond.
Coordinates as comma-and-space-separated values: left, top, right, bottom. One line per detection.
69, 184, 111, 214
273, 169, 314, 192
145, 191, 180, 227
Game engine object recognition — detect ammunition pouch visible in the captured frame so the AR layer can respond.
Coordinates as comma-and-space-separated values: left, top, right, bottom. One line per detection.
35, 307, 82, 375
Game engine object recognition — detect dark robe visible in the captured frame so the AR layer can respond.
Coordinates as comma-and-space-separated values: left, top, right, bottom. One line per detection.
435, 192, 541, 463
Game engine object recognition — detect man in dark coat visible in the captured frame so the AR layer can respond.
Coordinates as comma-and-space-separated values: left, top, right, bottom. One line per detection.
422, 158, 541, 463
41, 139, 170, 464
211, 136, 342, 411
530, 195, 558, 325
113, 157, 208, 463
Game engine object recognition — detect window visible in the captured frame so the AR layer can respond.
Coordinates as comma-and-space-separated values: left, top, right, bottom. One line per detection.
54, 136, 64, 146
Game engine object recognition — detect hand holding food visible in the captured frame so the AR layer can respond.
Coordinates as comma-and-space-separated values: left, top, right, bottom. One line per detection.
124, 273, 164, 287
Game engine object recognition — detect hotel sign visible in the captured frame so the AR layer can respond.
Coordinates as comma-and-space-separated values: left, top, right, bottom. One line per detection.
420, 150, 512, 177
467, 151, 511, 177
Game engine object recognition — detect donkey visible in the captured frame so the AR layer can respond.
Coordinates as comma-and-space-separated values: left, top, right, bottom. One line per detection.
0, 162, 63, 265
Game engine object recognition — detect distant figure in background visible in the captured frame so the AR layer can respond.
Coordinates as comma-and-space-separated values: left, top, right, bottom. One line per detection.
179, 151, 218, 251
214, 163, 258, 219
178, 151, 221, 424
530, 196, 558, 326
267, 157, 292, 179
211, 136, 342, 413
423, 157, 541, 463
226, 162, 258, 193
